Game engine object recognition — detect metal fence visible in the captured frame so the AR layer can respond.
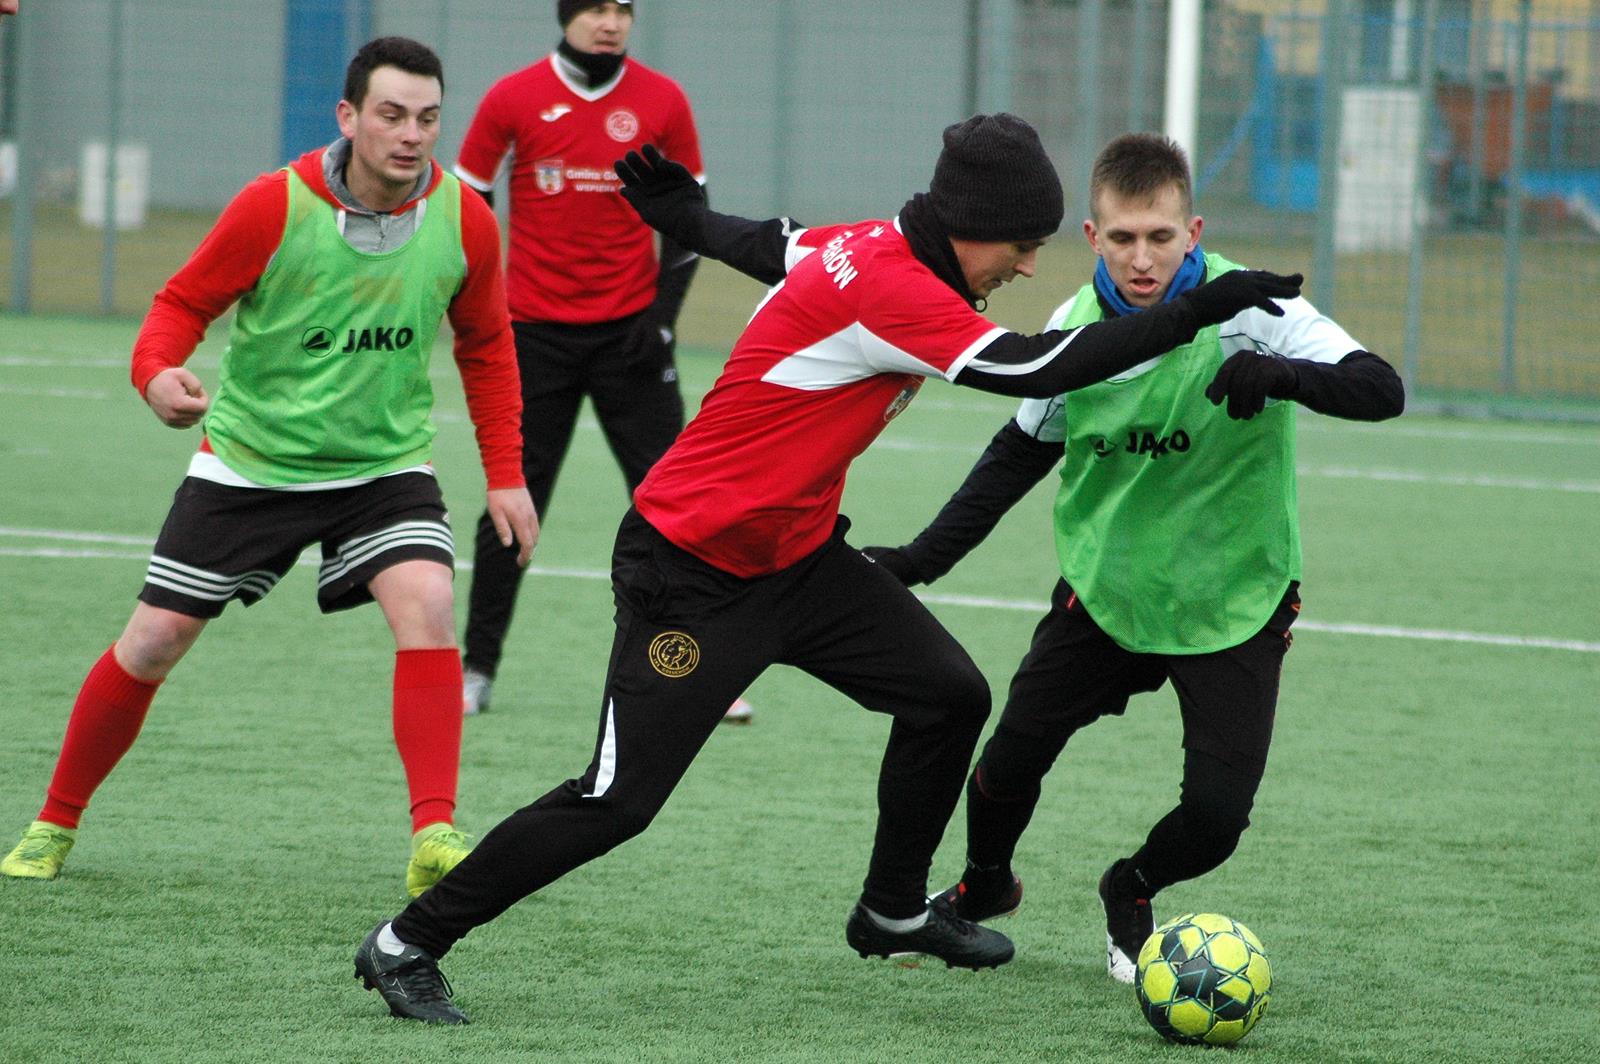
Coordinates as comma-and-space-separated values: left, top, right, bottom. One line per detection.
1019, 0, 1600, 415
2, 0, 1597, 416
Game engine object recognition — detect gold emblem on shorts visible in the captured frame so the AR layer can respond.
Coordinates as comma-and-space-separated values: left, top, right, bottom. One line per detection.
648, 631, 700, 678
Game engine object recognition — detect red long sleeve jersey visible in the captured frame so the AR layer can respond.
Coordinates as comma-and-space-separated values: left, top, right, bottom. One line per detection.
129, 148, 524, 489
454, 55, 704, 324
633, 220, 1004, 577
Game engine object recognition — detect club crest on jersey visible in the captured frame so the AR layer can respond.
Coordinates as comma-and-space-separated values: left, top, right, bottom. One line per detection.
605, 108, 640, 143
648, 631, 700, 678
536, 158, 564, 195
883, 379, 922, 422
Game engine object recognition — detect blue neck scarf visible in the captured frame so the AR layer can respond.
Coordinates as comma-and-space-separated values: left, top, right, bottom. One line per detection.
1093, 245, 1207, 317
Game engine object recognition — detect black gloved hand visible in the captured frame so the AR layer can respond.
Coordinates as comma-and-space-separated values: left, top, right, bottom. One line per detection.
615, 144, 705, 239
861, 545, 927, 587
1204, 350, 1301, 420
1180, 270, 1303, 326
626, 309, 675, 375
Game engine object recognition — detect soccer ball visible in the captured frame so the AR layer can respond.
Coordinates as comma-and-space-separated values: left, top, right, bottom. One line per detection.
1134, 913, 1271, 1046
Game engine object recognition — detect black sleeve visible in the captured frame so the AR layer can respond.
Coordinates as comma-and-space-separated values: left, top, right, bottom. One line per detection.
648, 231, 701, 331
953, 298, 1208, 398
1285, 350, 1406, 421
674, 209, 799, 287
629, 177, 797, 287
897, 420, 1064, 584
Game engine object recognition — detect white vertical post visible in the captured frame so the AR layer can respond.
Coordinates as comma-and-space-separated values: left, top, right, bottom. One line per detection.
1163, 0, 1202, 164
1390, 0, 1415, 81
977, 0, 1015, 114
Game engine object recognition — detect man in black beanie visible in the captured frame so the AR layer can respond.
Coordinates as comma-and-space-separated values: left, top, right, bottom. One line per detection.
353, 113, 1303, 1024
449, 0, 758, 723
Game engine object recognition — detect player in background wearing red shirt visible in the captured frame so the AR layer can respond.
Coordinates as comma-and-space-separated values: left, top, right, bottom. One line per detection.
353, 114, 1301, 1024
453, 1, 749, 721
1, 39, 538, 896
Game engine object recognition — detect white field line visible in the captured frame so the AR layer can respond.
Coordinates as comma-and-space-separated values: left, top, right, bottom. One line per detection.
1297, 420, 1600, 447
1, 526, 1594, 655
36, 396, 1589, 493
6, 352, 1595, 448
0, 383, 114, 400
1304, 466, 1600, 495
0, 356, 129, 369
870, 437, 1600, 493
918, 592, 1600, 654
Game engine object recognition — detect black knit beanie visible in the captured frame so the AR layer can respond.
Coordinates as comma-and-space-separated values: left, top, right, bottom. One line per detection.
928, 113, 1064, 242
559, 0, 632, 26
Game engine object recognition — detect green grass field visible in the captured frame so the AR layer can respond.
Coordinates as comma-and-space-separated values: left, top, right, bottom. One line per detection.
1, 313, 1598, 1063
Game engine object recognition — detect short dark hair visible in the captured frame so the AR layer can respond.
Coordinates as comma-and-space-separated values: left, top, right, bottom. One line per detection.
343, 37, 444, 109
1089, 133, 1193, 219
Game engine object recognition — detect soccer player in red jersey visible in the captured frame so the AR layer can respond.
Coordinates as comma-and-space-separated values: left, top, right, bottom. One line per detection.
0, 39, 538, 899
450, 1, 749, 720
354, 114, 1302, 1024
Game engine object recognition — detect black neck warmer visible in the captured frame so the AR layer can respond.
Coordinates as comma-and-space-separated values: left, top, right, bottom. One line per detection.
899, 193, 978, 309
557, 39, 626, 89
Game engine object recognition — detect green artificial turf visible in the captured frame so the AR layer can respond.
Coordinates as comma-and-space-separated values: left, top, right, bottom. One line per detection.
1, 314, 1596, 1062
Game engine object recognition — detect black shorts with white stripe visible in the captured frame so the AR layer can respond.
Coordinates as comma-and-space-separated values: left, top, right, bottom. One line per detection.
138, 472, 453, 619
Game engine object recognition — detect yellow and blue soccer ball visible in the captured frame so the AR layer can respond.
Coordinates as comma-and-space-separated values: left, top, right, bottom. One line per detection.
1134, 913, 1271, 1046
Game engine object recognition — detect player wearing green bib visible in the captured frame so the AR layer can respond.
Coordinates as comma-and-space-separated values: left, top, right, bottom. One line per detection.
865, 133, 1404, 982
1, 38, 538, 898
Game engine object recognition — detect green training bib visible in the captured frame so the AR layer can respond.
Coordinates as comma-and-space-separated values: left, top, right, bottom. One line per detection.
1050, 253, 1300, 654
204, 169, 465, 485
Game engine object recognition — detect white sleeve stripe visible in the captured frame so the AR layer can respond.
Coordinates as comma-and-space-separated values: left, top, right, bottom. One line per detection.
961, 326, 1085, 377
783, 224, 813, 272
942, 326, 1012, 381
452, 163, 496, 192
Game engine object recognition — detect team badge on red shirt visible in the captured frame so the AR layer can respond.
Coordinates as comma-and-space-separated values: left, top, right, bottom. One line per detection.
535, 159, 564, 195
605, 109, 640, 142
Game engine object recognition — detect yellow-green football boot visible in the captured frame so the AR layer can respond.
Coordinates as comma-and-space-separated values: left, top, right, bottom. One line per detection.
2, 820, 77, 880
405, 823, 473, 898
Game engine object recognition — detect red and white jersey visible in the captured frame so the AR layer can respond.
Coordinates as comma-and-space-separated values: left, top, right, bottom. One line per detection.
634, 219, 1005, 577
455, 55, 703, 324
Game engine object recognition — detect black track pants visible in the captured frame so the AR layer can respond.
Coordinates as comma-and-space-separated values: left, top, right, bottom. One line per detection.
964, 578, 1298, 883
464, 316, 685, 677
397, 510, 992, 957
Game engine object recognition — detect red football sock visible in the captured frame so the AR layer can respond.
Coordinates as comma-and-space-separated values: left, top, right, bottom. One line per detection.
39, 645, 162, 829
392, 648, 462, 833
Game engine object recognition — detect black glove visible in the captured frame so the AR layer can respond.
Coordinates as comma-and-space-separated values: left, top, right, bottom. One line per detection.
1179, 270, 1303, 327
615, 144, 705, 240
1204, 350, 1301, 420
627, 310, 676, 375
861, 545, 928, 587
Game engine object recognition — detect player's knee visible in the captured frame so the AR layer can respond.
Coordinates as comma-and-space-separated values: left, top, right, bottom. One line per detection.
605, 798, 664, 846
973, 724, 1057, 802
1180, 751, 1259, 844
1185, 801, 1251, 854
929, 656, 991, 729
116, 606, 205, 680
